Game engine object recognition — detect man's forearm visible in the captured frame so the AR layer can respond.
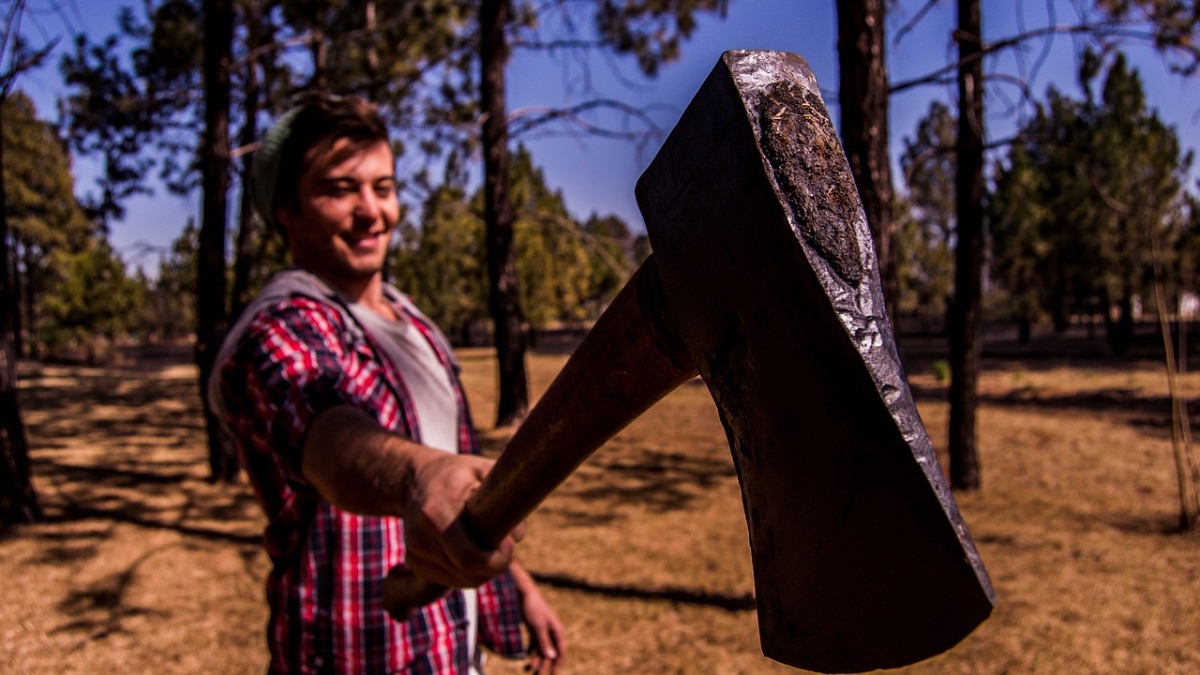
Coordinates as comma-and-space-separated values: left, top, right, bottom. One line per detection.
300, 404, 516, 588
301, 404, 447, 516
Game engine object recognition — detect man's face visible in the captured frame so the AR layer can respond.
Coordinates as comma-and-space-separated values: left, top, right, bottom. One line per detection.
277, 138, 400, 292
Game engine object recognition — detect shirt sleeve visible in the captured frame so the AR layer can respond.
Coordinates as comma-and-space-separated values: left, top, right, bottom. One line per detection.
219, 296, 367, 490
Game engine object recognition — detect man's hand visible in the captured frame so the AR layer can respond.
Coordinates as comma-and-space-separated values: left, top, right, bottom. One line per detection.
511, 562, 564, 675
302, 405, 522, 589
402, 451, 520, 588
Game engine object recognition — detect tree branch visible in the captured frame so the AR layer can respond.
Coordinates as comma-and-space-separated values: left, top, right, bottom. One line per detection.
507, 98, 668, 149
893, 0, 943, 47
889, 20, 1164, 94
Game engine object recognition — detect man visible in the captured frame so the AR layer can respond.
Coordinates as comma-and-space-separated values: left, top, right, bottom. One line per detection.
211, 92, 563, 675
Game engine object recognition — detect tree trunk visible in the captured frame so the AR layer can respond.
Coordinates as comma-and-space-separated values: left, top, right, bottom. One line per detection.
22, 243, 35, 357
0, 100, 42, 525
198, 0, 238, 482
949, 0, 984, 491
9, 240, 22, 359
231, 1, 263, 323
1106, 293, 1135, 356
1017, 316, 1031, 344
481, 0, 530, 427
836, 0, 898, 327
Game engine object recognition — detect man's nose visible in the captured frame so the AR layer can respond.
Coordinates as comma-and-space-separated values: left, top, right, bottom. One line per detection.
354, 187, 382, 221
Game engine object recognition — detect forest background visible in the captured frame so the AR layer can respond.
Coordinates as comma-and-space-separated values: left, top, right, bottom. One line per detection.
2, 0, 1200, 521
2, 1, 1200, 670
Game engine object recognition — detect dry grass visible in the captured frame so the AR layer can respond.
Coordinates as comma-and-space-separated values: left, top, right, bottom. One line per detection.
2, 346, 1199, 674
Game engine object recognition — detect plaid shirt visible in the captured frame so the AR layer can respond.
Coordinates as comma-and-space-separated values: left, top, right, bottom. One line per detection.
216, 275, 525, 674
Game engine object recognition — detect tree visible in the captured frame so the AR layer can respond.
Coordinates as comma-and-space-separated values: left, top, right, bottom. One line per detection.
948, 0, 985, 491
479, 0, 527, 426
196, 0, 237, 482
837, 0, 898, 322
40, 239, 141, 362
0, 0, 55, 525
2, 91, 91, 358
1096, 0, 1200, 74
395, 147, 622, 345
993, 53, 1189, 353
508, 147, 593, 332
478, 0, 728, 426
1086, 53, 1187, 354
989, 142, 1051, 343
878, 0, 1200, 495
135, 220, 199, 344
897, 100, 957, 332
394, 184, 489, 346
580, 212, 635, 315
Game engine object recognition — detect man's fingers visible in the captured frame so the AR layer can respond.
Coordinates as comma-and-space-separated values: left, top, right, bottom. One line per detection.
444, 516, 515, 576
406, 515, 516, 588
508, 518, 528, 543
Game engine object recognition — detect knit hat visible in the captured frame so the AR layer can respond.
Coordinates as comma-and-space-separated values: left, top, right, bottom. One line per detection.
251, 106, 302, 230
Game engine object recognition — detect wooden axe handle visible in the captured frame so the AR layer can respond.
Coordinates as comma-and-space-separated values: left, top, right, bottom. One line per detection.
383, 255, 697, 620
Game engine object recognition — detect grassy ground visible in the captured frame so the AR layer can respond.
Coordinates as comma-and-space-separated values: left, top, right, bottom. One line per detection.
2, 340, 1198, 674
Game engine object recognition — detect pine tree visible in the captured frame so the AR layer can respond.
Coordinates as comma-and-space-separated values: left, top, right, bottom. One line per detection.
898, 101, 957, 332
0, 0, 57, 525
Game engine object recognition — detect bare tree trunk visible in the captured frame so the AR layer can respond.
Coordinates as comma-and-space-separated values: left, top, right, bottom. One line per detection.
0, 99, 41, 525
364, 0, 380, 101
231, 0, 263, 323
481, 0, 529, 427
949, 0, 984, 491
22, 243, 35, 357
198, 0, 238, 482
8, 240, 22, 359
836, 0, 898, 326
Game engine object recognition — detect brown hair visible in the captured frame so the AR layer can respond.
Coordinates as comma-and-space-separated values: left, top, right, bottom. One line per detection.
270, 92, 391, 220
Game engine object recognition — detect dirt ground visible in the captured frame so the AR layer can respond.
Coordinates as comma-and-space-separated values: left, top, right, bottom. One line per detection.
2, 337, 1199, 674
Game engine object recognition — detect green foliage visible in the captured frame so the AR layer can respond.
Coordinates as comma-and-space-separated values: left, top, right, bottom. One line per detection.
395, 147, 634, 343
932, 360, 950, 383
507, 147, 593, 329
135, 219, 199, 343
40, 239, 141, 360
581, 213, 635, 312
1096, 0, 1200, 75
990, 51, 1190, 353
393, 185, 489, 345
593, 0, 728, 75
2, 90, 93, 354
60, 28, 164, 225
990, 143, 1052, 339
2, 92, 90, 250
897, 100, 956, 329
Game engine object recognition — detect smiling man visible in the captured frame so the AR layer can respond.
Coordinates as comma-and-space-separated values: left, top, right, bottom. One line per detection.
210, 93, 563, 675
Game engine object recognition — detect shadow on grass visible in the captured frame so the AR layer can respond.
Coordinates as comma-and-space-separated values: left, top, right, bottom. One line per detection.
909, 381, 1187, 434
18, 360, 262, 558
531, 571, 756, 612
481, 439, 739, 527
12, 359, 267, 645
50, 545, 177, 648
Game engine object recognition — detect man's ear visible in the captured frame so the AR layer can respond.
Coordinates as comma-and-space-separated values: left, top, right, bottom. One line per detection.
275, 205, 298, 238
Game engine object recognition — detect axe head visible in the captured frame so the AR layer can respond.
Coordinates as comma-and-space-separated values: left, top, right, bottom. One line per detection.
635, 50, 995, 673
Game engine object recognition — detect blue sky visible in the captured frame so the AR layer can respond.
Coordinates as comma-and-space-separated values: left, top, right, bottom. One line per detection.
13, 0, 1200, 270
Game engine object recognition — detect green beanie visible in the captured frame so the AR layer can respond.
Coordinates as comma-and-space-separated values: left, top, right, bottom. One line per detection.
251, 106, 302, 230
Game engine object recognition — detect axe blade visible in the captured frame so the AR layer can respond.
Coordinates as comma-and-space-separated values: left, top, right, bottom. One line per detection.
636, 50, 995, 673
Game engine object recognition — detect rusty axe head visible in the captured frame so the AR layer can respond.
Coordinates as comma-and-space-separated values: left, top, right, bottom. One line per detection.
633, 50, 994, 672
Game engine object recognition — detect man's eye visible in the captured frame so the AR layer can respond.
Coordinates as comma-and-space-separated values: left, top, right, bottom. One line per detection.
375, 183, 395, 198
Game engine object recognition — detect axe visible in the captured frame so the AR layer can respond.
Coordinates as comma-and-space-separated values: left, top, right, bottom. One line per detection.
385, 50, 994, 673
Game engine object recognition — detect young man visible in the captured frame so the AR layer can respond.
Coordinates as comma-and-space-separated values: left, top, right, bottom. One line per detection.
211, 93, 563, 675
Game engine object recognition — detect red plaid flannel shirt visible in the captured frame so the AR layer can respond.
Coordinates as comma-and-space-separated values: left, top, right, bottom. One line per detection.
217, 289, 525, 675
